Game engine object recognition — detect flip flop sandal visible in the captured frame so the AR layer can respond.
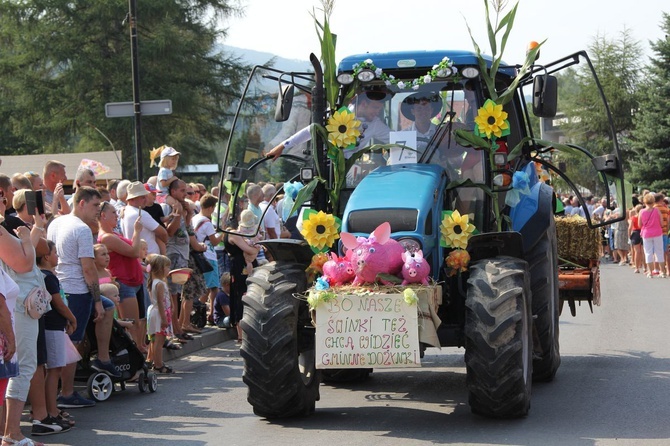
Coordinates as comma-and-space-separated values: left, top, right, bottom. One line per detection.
56, 412, 75, 427
153, 365, 174, 374
177, 333, 194, 341
182, 325, 202, 334
163, 341, 182, 350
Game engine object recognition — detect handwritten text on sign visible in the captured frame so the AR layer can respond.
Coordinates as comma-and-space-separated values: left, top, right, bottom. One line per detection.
315, 294, 420, 369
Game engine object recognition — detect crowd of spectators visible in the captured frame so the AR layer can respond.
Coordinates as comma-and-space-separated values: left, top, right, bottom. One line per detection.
559, 191, 670, 278
0, 152, 297, 445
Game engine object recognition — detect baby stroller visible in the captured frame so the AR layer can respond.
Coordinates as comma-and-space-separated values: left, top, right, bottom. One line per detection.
75, 319, 157, 402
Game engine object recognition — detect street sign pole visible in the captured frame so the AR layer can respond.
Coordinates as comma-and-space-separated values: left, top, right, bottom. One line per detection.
129, 0, 143, 181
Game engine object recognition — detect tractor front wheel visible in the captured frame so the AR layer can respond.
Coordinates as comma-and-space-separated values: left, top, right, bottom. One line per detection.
465, 256, 533, 418
240, 262, 320, 418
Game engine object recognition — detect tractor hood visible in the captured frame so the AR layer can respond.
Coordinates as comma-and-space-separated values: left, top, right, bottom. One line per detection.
341, 163, 447, 236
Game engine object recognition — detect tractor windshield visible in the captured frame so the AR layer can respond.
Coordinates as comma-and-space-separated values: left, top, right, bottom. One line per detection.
218, 65, 314, 236
339, 80, 485, 188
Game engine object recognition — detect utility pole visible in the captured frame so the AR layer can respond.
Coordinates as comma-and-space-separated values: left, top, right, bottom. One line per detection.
128, 0, 143, 181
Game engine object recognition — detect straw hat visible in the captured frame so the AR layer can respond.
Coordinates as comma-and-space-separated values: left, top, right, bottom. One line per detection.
239, 209, 257, 229
126, 181, 150, 200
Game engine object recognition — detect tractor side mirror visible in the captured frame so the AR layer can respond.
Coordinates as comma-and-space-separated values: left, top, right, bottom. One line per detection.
532, 74, 557, 118
591, 154, 619, 173
275, 84, 294, 122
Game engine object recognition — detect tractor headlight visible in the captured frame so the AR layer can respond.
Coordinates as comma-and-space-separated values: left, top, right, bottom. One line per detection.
398, 237, 422, 253
461, 67, 480, 79
356, 69, 376, 82
337, 73, 354, 85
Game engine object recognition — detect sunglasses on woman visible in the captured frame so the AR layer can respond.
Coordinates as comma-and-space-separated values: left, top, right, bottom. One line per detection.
99, 201, 113, 213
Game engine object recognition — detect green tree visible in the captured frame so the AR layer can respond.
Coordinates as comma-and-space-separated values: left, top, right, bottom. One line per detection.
558, 28, 641, 156
628, 13, 670, 190
549, 28, 641, 195
0, 0, 249, 179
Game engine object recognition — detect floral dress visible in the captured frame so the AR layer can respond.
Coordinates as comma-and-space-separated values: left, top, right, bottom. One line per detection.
147, 279, 173, 338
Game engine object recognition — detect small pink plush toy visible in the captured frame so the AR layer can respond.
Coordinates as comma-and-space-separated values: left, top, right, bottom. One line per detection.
401, 250, 430, 285
340, 222, 405, 285
322, 252, 355, 286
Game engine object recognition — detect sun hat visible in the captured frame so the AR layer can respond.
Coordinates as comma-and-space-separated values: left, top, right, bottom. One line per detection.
239, 209, 257, 229
126, 181, 150, 200
160, 146, 181, 159
401, 91, 443, 121
169, 268, 193, 285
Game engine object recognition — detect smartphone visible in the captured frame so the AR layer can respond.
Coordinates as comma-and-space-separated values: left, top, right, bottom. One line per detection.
26, 190, 45, 215
25, 191, 36, 215
35, 190, 45, 215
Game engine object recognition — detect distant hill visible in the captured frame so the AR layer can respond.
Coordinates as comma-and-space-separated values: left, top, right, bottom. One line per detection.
219, 45, 312, 73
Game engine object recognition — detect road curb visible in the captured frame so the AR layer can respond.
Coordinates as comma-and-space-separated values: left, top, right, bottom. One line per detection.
164, 326, 236, 361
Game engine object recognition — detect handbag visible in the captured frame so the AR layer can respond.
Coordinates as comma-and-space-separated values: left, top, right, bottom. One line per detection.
25, 285, 51, 319
191, 250, 213, 274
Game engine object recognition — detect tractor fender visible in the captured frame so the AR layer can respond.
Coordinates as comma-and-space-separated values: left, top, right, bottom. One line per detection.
510, 175, 555, 254
259, 239, 315, 268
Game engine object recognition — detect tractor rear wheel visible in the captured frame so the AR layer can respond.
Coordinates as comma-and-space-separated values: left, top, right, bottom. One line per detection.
240, 262, 320, 418
465, 256, 533, 418
527, 216, 561, 382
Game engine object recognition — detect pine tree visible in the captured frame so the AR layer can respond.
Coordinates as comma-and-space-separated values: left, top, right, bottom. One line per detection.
0, 0, 249, 178
629, 13, 670, 191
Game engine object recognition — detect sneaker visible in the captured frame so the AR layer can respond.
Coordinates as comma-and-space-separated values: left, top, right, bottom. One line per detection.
91, 358, 122, 378
32, 415, 72, 436
57, 391, 96, 408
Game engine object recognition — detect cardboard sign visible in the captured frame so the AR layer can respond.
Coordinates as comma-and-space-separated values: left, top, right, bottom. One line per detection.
389, 131, 418, 165
315, 293, 420, 369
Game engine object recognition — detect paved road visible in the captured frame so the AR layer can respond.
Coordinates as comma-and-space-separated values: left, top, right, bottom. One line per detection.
47, 262, 670, 446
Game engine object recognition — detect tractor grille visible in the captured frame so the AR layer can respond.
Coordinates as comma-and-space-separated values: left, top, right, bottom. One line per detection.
347, 209, 418, 234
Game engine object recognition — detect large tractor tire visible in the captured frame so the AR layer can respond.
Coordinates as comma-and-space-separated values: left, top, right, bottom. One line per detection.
526, 217, 561, 382
465, 256, 533, 418
240, 262, 320, 418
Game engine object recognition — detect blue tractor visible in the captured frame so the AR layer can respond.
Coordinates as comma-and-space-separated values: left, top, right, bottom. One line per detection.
220, 49, 626, 419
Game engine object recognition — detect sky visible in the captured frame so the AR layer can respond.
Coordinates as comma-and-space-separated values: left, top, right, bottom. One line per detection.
221, 0, 668, 67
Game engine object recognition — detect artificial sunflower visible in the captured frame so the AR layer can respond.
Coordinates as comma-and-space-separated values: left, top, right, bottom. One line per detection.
440, 210, 476, 249
326, 108, 361, 148
301, 210, 340, 252
474, 99, 510, 139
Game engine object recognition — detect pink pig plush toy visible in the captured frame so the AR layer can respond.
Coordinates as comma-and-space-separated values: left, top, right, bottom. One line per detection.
401, 250, 430, 285
340, 222, 405, 285
322, 252, 355, 286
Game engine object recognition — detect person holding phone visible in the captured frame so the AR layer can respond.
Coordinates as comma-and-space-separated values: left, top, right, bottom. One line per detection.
10, 190, 49, 258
